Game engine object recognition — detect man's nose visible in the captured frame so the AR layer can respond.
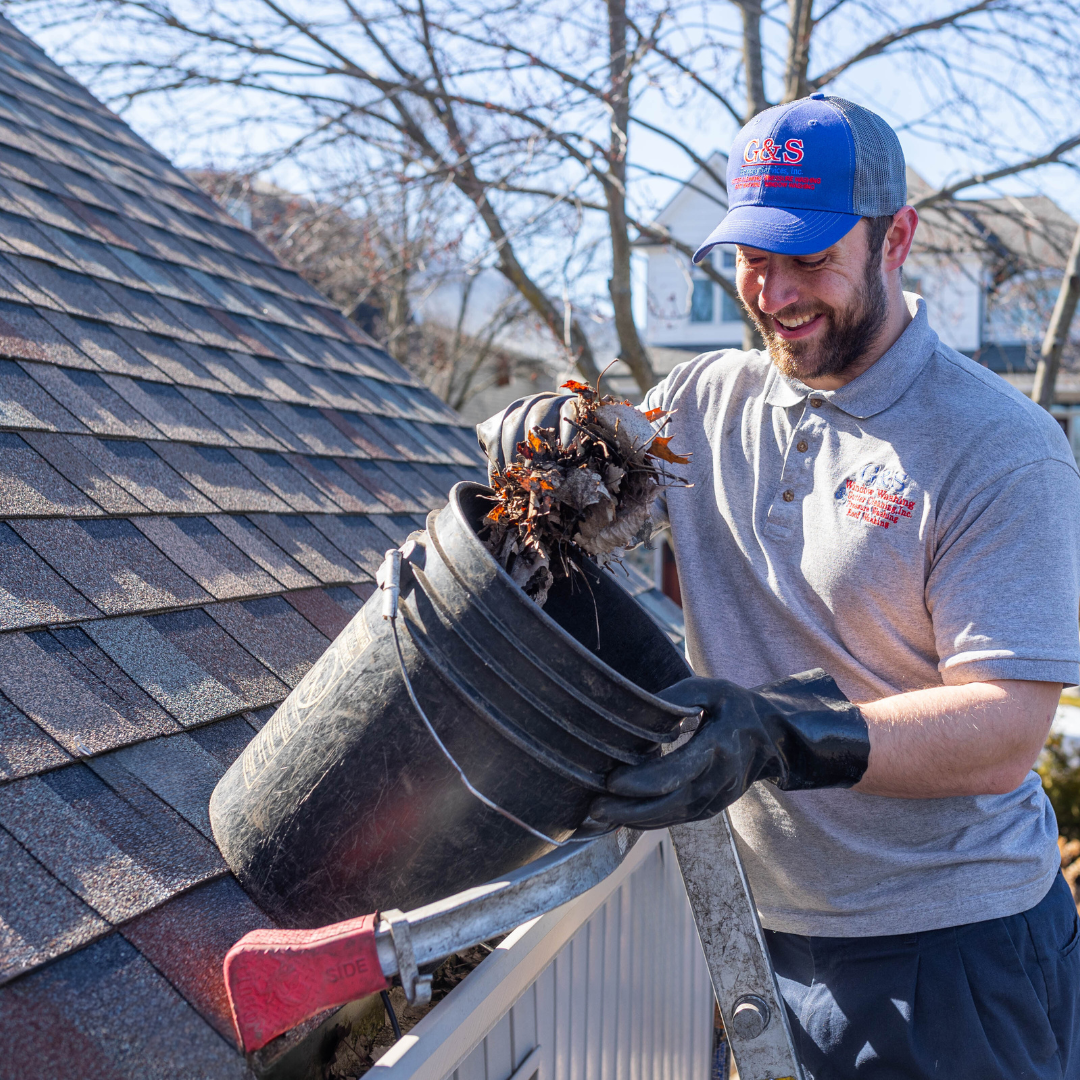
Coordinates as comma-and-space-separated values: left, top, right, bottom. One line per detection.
757, 266, 800, 314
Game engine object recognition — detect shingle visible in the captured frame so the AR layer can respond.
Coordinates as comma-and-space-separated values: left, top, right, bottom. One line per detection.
0, 429, 98, 514
387, 417, 453, 462
284, 587, 355, 641
121, 876, 270, 1042
109, 246, 194, 299
0, 933, 249, 1080
0, 179, 91, 233
413, 461, 471, 502
0, 356, 84, 430
11, 517, 209, 615
206, 597, 329, 688
329, 582, 371, 614
377, 459, 448, 510
227, 352, 309, 402
233, 395, 307, 451
21, 363, 162, 438
81, 616, 246, 725
433, 421, 488, 466
229, 447, 337, 512
106, 733, 229, 839
0, 630, 177, 755
0, 524, 98, 630
337, 456, 424, 513
78, 437, 216, 513
0, 688, 70, 780
66, 198, 155, 252
0, 208, 71, 265
186, 714, 257, 771
19, 431, 147, 513
41, 625, 178, 736
176, 386, 282, 449
371, 513, 424, 545
133, 515, 280, 600
99, 376, 230, 444
0, 298, 93, 366
113, 327, 226, 390
295, 514, 388, 577
0, 767, 222, 922
320, 406, 401, 458
36, 223, 141, 285
207, 513, 316, 590
245, 704, 276, 731
168, 298, 249, 350
287, 453, 387, 512
362, 411, 427, 460
0, 145, 66, 192
151, 442, 286, 512
247, 513, 362, 583
103, 281, 200, 340
264, 401, 358, 455
284, 362, 358, 410
42, 311, 161, 379
0, 825, 108, 984
146, 607, 287, 710
4, 254, 143, 326
0, 250, 65, 308
194, 348, 268, 396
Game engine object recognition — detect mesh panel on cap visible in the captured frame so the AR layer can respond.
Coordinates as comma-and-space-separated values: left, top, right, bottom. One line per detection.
826, 97, 906, 216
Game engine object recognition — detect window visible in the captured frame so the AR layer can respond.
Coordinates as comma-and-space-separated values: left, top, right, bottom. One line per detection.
721, 246, 737, 269
721, 288, 742, 323
690, 279, 714, 322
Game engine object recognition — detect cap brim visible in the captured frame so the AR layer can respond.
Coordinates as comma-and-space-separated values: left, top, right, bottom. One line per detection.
693, 205, 860, 261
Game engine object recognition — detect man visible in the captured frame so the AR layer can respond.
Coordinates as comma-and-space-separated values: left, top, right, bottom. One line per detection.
479, 94, 1080, 1078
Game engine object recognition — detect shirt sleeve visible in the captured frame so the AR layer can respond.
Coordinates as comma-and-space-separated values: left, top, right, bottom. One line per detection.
928, 457, 1080, 685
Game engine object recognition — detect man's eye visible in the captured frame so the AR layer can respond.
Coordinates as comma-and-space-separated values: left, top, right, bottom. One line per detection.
797, 257, 828, 268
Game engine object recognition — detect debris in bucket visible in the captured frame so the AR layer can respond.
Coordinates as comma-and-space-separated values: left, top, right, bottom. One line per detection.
482, 378, 690, 604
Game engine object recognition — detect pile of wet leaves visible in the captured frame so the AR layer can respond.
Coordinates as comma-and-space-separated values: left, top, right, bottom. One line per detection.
482, 379, 689, 604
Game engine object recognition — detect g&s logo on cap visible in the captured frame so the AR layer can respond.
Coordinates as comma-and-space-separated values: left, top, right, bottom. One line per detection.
743, 138, 804, 165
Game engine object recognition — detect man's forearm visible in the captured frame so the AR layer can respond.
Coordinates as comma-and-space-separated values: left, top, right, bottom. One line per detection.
853, 680, 1060, 799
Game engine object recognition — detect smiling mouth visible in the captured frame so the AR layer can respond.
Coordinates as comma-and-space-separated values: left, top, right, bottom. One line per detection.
772, 312, 824, 340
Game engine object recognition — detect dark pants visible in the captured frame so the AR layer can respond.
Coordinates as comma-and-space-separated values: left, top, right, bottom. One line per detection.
765, 873, 1080, 1080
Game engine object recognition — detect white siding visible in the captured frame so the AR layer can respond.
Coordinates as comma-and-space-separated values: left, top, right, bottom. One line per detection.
903, 255, 982, 352
374, 831, 714, 1080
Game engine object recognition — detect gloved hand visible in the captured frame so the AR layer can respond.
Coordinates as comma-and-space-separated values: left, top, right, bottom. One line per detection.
590, 669, 870, 829
475, 392, 579, 478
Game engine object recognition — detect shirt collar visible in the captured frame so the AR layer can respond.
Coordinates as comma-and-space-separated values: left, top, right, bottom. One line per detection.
763, 294, 937, 419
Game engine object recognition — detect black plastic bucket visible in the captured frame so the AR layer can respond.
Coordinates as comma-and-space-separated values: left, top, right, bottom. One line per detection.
210, 483, 693, 927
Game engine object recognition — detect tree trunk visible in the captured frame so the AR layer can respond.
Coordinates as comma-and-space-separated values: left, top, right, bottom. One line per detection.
1032, 224, 1080, 411
605, 0, 655, 395
738, 0, 768, 119
783, 0, 814, 102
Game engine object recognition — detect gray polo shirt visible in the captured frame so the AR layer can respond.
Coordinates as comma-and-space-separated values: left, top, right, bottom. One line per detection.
644, 294, 1080, 937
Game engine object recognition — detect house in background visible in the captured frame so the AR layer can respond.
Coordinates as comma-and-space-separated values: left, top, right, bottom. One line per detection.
636, 154, 1080, 454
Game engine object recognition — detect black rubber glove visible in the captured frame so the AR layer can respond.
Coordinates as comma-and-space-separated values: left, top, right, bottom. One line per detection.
590, 668, 870, 829
475, 392, 578, 478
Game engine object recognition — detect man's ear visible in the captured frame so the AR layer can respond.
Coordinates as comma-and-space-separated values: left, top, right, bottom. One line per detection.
884, 207, 918, 273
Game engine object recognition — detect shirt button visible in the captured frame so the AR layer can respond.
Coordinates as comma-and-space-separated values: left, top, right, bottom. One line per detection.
782, 489, 795, 502
797, 440, 808, 453
810, 398, 824, 408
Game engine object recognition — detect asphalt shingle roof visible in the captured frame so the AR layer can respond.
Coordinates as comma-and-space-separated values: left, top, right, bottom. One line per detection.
0, 13, 488, 1075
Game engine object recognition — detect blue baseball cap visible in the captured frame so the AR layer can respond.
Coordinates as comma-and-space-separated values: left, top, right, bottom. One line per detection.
694, 94, 907, 261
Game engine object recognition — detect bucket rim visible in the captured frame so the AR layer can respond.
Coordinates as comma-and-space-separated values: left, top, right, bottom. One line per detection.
443, 481, 698, 722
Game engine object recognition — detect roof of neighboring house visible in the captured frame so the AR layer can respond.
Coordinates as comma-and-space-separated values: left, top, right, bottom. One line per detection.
0, 14, 491, 1076
907, 167, 1077, 274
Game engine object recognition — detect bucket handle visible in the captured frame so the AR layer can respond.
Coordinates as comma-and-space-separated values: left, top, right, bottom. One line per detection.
379, 548, 612, 849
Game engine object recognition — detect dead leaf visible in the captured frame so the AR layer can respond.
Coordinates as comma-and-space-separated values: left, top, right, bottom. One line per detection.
647, 435, 691, 465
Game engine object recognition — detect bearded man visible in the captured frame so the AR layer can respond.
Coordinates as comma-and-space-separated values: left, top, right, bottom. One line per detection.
478, 95, 1080, 1079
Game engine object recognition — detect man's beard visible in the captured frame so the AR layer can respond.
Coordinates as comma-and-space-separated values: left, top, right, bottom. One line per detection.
746, 255, 889, 383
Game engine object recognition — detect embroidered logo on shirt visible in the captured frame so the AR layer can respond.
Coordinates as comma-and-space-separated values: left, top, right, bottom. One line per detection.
834, 464, 914, 529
